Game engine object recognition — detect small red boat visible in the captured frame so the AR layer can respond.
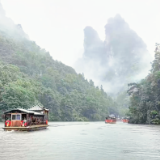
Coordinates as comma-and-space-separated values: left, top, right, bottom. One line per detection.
105, 115, 116, 124
122, 119, 128, 123
105, 119, 116, 123
122, 117, 129, 123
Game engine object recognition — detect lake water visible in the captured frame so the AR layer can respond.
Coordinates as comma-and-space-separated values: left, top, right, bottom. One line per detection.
0, 122, 160, 160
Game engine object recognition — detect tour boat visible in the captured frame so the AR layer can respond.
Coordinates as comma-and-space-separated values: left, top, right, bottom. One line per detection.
2, 105, 49, 131
105, 114, 116, 124
122, 118, 129, 123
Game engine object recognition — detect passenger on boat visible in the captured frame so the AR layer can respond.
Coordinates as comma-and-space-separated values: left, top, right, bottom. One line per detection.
5, 118, 11, 127
21, 118, 27, 127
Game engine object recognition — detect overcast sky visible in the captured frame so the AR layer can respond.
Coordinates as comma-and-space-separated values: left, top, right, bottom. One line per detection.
1, 0, 160, 68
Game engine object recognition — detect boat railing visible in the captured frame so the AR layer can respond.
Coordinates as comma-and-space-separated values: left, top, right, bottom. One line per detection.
27, 121, 47, 126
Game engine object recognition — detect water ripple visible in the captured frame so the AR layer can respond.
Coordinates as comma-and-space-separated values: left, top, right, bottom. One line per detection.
1, 122, 160, 160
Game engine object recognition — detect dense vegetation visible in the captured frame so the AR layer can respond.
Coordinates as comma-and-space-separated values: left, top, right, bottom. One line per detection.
0, 3, 119, 121
128, 44, 160, 124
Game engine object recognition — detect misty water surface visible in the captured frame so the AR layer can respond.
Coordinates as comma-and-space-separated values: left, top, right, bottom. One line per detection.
0, 122, 160, 160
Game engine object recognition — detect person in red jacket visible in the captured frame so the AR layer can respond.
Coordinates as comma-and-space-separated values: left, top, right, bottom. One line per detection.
5, 118, 11, 127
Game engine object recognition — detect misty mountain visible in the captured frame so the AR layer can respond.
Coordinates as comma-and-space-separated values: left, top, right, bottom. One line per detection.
84, 26, 106, 60
0, 4, 28, 41
75, 14, 151, 94
0, 3, 121, 121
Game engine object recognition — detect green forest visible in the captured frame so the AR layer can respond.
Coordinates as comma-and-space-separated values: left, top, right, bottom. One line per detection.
0, 5, 126, 121
0, 30, 122, 121
128, 44, 160, 124
2, 2, 158, 123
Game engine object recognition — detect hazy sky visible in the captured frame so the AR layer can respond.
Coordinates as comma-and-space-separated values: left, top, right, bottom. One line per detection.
1, 0, 160, 68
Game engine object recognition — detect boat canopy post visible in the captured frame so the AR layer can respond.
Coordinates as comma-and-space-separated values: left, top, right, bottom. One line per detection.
4, 114, 6, 127
47, 111, 48, 120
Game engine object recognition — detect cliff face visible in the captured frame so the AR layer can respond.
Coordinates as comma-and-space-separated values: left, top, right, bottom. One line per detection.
76, 14, 150, 94
83, 26, 105, 60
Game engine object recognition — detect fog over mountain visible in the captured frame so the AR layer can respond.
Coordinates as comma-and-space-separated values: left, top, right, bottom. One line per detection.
0, 3, 28, 41
75, 15, 151, 95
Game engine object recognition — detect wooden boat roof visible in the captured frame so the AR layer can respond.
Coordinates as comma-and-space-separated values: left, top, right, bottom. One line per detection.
33, 111, 44, 116
28, 105, 43, 111
4, 108, 44, 116
4, 108, 33, 114
28, 105, 49, 111
109, 114, 116, 118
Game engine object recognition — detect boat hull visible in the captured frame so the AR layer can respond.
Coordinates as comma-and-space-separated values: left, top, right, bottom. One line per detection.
3, 125, 49, 131
105, 119, 116, 124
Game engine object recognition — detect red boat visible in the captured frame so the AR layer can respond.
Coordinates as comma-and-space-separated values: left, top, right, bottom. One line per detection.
105, 119, 116, 123
122, 117, 129, 123
105, 115, 116, 124
122, 119, 129, 123
3, 106, 49, 131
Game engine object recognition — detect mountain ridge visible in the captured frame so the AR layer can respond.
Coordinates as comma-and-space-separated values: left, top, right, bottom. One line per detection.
0, 2, 120, 121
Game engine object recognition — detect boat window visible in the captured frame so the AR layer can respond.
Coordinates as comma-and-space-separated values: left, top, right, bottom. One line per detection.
12, 114, 21, 120
17, 115, 21, 120
12, 115, 16, 120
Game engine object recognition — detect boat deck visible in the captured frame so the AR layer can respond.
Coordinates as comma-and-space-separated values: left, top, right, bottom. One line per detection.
3, 125, 49, 131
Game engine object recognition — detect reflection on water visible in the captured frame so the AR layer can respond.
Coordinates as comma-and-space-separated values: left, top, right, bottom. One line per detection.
0, 122, 160, 160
